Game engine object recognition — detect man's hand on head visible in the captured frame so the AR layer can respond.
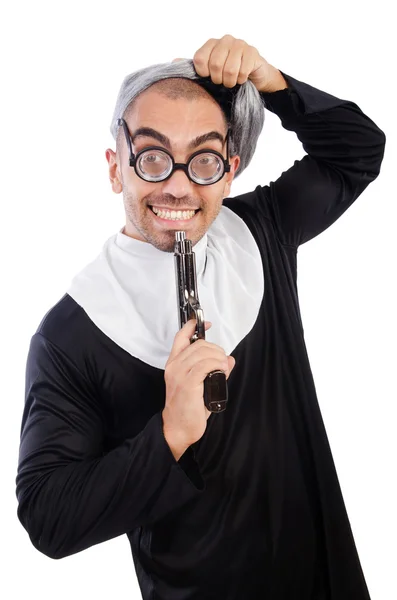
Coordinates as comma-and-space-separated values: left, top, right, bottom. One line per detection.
189, 34, 288, 93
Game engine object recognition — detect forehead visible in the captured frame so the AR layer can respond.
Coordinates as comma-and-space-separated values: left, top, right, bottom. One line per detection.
127, 89, 227, 138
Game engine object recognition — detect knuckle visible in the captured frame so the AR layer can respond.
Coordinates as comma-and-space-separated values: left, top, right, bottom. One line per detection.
164, 366, 174, 381
209, 342, 224, 353
167, 358, 179, 372
193, 52, 205, 64
194, 339, 207, 348
197, 346, 212, 359
210, 61, 223, 71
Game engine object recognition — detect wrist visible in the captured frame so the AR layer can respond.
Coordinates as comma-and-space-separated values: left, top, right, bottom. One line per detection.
255, 68, 288, 93
162, 410, 189, 461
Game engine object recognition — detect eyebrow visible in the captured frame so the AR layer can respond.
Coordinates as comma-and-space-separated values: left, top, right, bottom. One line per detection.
130, 127, 226, 151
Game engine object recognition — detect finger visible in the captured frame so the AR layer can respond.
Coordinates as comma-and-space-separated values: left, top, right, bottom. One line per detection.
187, 357, 230, 387
172, 58, 188, 63
237, 46, 258, 85
222, 355, 235, 380
180, 341, 228, 371
166, 319, 211, 365
208, 39, 232, 85
221, 41, 246, 88
227, 355, 236, 375
193, 38, 218, 77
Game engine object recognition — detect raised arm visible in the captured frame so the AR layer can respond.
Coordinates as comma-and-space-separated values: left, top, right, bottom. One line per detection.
253, 72, 386, 247
191, 36, 386, 247
16, 333, 204, 559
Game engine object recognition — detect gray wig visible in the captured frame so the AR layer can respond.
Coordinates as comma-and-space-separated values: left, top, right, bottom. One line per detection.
110, 59, 265, 178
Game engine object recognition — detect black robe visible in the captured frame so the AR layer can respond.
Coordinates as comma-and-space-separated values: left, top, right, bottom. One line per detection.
16, 71, 386, 599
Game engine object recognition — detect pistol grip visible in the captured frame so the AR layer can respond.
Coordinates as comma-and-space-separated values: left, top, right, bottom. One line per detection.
204, 370, 228, 413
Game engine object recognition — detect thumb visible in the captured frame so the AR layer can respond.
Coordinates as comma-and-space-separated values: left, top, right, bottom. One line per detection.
224, 355, 236, 380
167, 319, 211, 365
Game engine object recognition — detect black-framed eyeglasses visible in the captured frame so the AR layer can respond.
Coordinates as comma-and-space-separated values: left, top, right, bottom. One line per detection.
117, 118, 231, 186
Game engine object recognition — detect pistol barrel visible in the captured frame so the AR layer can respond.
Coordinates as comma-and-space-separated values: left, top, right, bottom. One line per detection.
173, 231, 228, 413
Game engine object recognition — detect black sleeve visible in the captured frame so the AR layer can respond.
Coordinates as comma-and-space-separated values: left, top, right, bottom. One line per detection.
16, 333, 205, 560
229, 71, 386, 247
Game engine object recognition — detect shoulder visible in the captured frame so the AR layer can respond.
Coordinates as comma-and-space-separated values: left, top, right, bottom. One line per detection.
33, 293, 96, 368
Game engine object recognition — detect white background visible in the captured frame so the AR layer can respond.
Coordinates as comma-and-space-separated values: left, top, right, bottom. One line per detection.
1, 1, 395, 598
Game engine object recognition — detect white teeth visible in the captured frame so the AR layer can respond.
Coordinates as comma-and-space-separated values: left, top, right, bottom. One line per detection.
151, 207, 196, 220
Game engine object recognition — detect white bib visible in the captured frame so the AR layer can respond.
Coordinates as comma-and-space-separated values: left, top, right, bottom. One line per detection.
67, 205, 264, 369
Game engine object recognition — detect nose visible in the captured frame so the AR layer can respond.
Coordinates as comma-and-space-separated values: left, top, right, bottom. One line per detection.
160, 167, 194, 198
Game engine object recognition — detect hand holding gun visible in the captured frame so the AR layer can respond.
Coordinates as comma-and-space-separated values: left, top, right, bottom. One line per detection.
173, 231, 229, 413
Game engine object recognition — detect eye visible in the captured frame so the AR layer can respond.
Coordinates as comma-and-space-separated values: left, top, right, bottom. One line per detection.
196, 154, 217, 165
145, 154, 161, 163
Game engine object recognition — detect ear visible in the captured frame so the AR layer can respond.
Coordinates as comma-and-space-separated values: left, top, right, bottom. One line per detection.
223, 155, 240, 197
105, 149, 123, 194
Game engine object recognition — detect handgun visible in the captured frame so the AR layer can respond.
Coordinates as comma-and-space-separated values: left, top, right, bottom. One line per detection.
174, 231, 228, 413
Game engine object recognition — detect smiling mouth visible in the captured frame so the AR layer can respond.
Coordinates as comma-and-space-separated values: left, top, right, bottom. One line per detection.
149, 206, 200, 222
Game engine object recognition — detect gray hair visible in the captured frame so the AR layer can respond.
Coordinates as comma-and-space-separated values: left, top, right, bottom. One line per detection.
110, 59, 265, 178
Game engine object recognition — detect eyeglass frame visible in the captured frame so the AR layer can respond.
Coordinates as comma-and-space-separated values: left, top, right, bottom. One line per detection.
117, 117, 231, 186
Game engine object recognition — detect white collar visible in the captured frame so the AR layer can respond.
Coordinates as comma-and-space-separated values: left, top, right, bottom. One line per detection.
67, 205, 264, 369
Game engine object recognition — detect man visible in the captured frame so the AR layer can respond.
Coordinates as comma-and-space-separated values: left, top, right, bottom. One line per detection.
16, 35, 386, 599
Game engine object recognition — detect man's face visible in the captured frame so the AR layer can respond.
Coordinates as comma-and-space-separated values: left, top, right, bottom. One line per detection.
106, 88, 240, 252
